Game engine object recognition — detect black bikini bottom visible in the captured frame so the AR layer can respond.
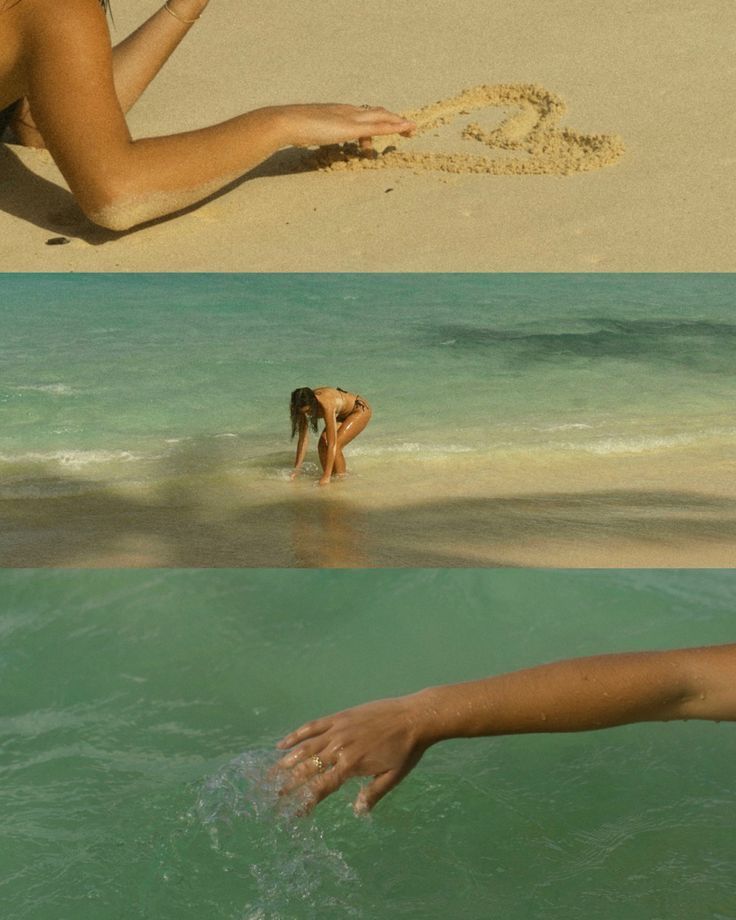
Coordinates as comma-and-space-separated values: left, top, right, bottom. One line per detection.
0, 100, 20, 138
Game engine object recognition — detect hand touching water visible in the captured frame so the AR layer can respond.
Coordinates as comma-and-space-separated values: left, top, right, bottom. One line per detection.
276, 694, 430, 813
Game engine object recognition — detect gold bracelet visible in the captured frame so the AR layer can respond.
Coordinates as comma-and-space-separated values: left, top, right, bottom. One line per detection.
163, 1, 201, 23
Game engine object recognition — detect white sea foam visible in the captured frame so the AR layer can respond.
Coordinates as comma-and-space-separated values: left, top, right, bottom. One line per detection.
13, 383, 75, 396
554, 430, 732, 455
193, 750, 359, 916
349, 441, 474, 457
0, 449, 144, 470
270, 462, 320, 481
531, 422, 595, 432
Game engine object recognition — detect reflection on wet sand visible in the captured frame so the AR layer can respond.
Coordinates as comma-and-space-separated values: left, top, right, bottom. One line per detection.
288, 493, 371, 568
2, 472, 736, 569
3, 429, 735, 567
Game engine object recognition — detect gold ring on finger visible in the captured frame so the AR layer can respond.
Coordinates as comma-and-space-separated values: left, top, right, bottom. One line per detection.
311, 754, 326, 773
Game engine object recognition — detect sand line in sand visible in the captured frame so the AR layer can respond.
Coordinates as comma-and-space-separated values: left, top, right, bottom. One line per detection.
309, 84, 625, 176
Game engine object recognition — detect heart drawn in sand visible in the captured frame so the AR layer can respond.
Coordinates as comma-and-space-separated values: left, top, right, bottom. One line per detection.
310, 84, 625, 176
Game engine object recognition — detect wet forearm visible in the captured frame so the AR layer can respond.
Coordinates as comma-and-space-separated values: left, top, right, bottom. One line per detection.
411, 649, 721, 747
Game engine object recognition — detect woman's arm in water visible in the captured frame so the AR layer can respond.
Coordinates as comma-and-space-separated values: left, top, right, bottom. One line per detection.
14, 0, 212, 146
318, 409, 338, 486
290, 418, 309, 479
19, 0, 414, 230
276, 644, 736, 813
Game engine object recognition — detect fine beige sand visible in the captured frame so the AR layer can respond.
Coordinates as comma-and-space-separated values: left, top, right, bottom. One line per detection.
0, 0, 734, 271
2, 445, 735, 567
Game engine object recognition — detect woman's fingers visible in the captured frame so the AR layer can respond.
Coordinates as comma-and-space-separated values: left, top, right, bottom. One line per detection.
278, 752, 330, 795
303, 765, 347, 811
276, 739, 324, 772
278, 734, 347, 778
360, 119, 415, 136
353, 769, 403, 814
285, 103, 414, 147
354, 105, 401, 119
276, 718, 330, 751
352, 106, 415, 137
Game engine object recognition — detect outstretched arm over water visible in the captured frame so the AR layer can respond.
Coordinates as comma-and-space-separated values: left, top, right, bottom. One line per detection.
20, 0, 414, 230
276, 644, 736, 812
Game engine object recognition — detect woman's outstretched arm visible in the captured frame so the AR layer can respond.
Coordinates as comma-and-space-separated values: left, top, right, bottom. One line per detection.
291, 419, 309, 478
19, 0, 414, 230
276, 644, 736, 813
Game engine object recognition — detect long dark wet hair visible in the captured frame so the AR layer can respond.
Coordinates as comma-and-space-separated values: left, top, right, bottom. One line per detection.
290, 388, 320, 438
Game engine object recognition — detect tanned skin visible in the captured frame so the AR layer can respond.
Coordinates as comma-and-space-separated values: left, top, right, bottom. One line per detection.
277, 644, 736, 813
0, 0, 414, 229
291, 387, 372, 487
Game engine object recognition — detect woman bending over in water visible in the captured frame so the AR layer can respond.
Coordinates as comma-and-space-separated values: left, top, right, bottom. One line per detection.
0, 0, 414, 230
277, 643, 736, 813
290, 387, 371, 487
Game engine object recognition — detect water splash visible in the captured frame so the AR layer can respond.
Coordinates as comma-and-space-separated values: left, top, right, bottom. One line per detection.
192, 750, 360, 919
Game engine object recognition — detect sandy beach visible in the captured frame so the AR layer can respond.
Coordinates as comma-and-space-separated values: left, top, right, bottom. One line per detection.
2, 444, 735, 567
0, 0, 733, 272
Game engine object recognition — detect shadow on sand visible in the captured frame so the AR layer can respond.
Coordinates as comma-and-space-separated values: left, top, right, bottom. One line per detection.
0, 143, 311, 242
2, 446, 736, 567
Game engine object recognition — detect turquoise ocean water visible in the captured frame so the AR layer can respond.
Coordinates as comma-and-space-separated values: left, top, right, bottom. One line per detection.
2, 273, 735, 565
2, 272, 735, 474
1, 568, 734, 919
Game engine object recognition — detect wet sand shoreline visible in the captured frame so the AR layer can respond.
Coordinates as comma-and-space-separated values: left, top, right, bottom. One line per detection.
3, 446, 734, 567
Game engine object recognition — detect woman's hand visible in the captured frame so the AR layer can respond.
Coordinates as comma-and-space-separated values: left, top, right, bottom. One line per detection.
274, 645, 736, 817
277, 103, 415, 149
276, 695, 430, 813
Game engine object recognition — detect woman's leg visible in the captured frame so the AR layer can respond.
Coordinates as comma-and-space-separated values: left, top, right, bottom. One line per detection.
334, 405, 372, 475
318, 406, 371, 475
317, 429, 349, 473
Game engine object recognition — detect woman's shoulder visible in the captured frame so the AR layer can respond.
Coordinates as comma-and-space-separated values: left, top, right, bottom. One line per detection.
17, 0, 107, 31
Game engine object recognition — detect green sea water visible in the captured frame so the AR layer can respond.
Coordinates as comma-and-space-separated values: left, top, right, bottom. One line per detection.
2, 273, 735, 565
1, 569, 734, 919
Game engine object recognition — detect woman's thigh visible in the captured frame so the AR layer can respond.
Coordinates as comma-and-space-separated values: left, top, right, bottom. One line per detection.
336, 405, 372, 448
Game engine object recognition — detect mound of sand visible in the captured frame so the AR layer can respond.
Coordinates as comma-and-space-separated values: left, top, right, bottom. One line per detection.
311, 84, 625, 176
